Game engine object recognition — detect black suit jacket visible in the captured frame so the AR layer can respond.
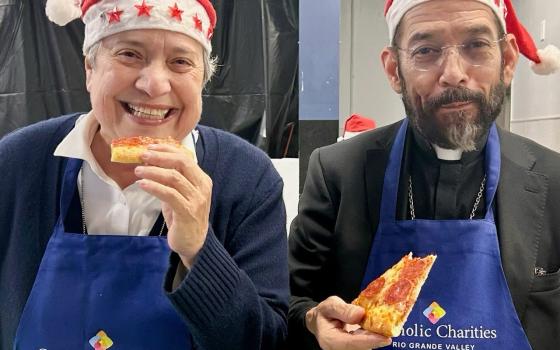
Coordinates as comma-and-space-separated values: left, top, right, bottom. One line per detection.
288, 120, 560, 350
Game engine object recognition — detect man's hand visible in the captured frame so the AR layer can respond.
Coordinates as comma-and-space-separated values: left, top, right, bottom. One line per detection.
306, 296, 392, 350
134, 143, 212, 268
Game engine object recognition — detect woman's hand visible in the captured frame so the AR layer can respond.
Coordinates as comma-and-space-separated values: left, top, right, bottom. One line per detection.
135, 143, 212, 268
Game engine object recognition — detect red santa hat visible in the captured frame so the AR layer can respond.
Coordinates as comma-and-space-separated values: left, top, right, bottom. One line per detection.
384, 0, 560, 75
338, 114, 376, 141
45, 0, 216, 55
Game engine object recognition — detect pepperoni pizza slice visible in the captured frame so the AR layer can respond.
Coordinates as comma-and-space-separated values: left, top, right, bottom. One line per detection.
352, 253, 436, 337
111, 136, 191, 164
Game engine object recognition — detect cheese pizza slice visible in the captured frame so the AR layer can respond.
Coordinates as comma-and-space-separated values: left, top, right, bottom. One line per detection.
352, 253, 436, 337
111, 136, 191, 164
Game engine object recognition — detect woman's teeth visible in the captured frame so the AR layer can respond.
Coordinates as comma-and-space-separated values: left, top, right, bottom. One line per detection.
127, 104, 170, 119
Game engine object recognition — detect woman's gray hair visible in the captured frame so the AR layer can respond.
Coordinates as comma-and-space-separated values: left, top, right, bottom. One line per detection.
85, 41, 217, 86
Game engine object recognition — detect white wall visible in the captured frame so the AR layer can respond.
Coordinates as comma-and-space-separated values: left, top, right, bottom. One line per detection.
271, 158, 299, 234
510, 0, 560, 152
339, 0, 405, 135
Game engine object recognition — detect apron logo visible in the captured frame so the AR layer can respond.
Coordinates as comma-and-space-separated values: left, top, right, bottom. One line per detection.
89, 330, 114, 350
395, 302, 499, 349
423, 301, 446, 324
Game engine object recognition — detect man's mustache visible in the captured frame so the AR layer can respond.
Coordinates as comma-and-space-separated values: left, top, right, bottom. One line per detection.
425, 88, 486, 112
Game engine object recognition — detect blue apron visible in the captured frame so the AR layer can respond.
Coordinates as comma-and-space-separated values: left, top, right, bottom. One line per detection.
14, 158, 192, 349
360, 119, 532, 350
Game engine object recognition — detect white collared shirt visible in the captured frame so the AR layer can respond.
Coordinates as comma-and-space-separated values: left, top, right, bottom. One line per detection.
54, 112, 198, 236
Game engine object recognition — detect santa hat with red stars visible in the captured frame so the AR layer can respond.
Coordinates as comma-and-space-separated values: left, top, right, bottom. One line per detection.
384, 0, 560, 75
46, 0, 216, 55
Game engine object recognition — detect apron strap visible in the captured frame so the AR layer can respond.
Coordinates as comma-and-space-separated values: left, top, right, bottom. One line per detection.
57, 158, 84, 230
484, 124, 500, 220
379, 119, 409, 221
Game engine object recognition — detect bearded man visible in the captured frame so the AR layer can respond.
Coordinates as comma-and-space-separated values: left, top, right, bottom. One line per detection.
288, 1, 560, 349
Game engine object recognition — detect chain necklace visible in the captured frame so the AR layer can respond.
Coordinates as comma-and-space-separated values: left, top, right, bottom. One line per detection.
79, 170, 166, 236
408, 174, 486, 220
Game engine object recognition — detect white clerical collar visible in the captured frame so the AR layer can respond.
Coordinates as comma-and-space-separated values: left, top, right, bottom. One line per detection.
432, 144, 462, 161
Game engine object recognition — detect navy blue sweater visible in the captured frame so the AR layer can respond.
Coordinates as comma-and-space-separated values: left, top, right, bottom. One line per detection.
0, 114, 289, 349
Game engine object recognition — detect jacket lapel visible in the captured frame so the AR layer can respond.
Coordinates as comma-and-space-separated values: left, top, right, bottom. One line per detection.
496, 129, 549, 320
364, 122, 402, 236
365, 149, 389, 234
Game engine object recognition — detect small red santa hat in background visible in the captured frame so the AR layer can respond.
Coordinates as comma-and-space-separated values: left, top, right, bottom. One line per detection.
45, 0, 216, 55
338, 114, 376, 141
384, 0, 560, 75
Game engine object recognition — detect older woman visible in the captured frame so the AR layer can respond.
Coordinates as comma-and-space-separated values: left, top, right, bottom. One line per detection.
0, 1, 288, 349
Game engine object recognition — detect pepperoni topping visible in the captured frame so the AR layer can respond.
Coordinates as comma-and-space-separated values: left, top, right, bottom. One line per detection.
400, 258, 428, 281
384, 278, 413, 304
362, 277, 385, 298
111, 136, 180, 147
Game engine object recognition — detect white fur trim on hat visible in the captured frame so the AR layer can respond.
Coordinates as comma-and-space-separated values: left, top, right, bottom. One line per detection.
82, 0, 212, 54
532, 45, 560, 75
385, 0, 506, 44
384, 0, 560, 75
45, 0, 82, 26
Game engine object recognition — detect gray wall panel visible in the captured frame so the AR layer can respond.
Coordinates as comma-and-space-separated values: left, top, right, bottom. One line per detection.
510, 0, 560, 151
339, 0, 405, 134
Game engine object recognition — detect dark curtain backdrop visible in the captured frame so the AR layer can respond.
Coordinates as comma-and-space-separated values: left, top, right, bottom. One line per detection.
0, 0, 298, 157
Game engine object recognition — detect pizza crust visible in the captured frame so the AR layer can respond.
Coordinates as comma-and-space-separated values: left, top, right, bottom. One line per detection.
110, 136, 192, 164
352, 253, 436, 337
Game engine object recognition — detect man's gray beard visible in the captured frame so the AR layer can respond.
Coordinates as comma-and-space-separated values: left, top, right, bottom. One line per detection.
433, 109, 484, 152
401, 80, 507, 152
447, 115, 481, 151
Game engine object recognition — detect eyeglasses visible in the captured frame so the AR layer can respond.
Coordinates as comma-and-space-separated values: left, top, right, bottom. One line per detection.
393, 36, 506, 72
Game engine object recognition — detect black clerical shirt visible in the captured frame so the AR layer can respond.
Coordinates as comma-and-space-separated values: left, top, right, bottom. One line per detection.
395, 126, 488, 220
